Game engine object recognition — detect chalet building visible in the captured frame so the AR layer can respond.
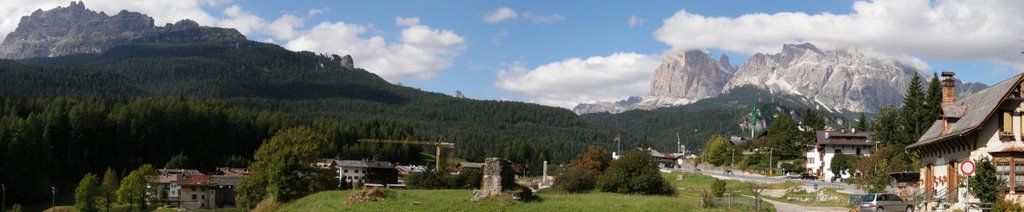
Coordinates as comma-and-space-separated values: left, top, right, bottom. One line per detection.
805, 130, 873, 181
907, 72, 1024, 210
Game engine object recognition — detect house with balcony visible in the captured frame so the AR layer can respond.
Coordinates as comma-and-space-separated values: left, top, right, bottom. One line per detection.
805, 130, 873, 181
907, 72, 1024, 211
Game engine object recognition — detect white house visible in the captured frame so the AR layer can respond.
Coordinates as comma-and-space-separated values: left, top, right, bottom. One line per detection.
805, 130, 873, 181
907, 72, 1024, 210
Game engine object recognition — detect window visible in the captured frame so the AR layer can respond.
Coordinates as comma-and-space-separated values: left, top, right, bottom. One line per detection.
856, 148, 861, 155
1016, 161, 1024, 189
808, 158, 815, 164
1001, 111, 1013, 135
997, 162, 1011, 188
192, 194, 197, 200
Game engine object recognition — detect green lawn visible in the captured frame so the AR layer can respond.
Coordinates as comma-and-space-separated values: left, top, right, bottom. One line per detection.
277, 189, 771, 212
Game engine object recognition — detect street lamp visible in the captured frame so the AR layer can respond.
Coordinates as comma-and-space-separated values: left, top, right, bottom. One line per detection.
2, 184, 5, 212
768, 147, 774, 176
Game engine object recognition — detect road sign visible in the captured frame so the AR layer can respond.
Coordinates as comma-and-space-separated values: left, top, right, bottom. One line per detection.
961, 160, 975, 175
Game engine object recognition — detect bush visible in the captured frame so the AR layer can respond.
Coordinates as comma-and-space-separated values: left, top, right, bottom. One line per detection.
554, 146, 612, 193
993, 194, 1024, 212
711, 179, 726, 197
969, 157, 1001, 203
597, 150, 675, 195
406, 170, 448, 189
448, 169, 483, 189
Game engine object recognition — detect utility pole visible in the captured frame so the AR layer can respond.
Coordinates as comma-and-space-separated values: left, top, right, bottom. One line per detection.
730, 149, 736, 168
2, 184, 5, 212
768, 148, 774, 176
50, 186, 55, 212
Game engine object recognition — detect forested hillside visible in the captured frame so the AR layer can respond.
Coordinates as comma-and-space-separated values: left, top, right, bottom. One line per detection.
5, 40, 613, 163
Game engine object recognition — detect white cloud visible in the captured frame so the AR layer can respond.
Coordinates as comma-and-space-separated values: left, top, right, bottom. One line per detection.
285, 22, 466, 81
395, 16, 420, 27
483, 7, 517, 24
483, 7, 566, 24
266, 14, 303, 40
654, 0, 1024, 70
217, 5, 265, 35
0, 0, 218, 41
626, 15, 646, 27
307, 8, 326, 18
495, 53, 661, 108
521, 12, 566, 23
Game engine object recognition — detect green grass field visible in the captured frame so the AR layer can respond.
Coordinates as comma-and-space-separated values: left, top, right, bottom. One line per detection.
277, 172, 784, 211
277, 189, 769, 212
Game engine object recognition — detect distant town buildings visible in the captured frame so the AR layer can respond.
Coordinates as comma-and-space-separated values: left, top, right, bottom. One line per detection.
148, 168, 247, 209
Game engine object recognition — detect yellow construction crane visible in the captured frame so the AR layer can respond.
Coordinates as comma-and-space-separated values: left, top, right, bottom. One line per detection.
357, 138, 455, 171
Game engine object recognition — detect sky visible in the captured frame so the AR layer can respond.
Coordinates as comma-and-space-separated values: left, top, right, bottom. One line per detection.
2, 0, 1023, 108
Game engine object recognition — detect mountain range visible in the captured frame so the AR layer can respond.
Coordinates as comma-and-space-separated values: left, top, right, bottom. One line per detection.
574, 44, 988, 114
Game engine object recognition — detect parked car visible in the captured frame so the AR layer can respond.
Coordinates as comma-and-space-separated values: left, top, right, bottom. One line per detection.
799, 173, 817, 180
859, 193, 914, 212
785, 172, 801, 179
724, 169, 733, 175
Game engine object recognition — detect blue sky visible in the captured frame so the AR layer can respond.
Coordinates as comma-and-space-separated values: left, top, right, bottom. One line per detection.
3, 0, 1022, 108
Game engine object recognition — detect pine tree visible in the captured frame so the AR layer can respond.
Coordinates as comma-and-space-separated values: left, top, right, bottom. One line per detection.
855, 112, 870, 131
900, 74, 925, 143
923, 72, 943, 131
969, 157, 1001, 203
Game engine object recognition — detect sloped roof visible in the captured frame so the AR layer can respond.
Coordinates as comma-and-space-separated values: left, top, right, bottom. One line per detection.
908, 73, 1023, 149
816, 131, 873, 146
457, 162, 484, 168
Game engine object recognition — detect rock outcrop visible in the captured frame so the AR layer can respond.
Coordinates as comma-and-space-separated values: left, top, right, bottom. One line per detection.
0, 1, 246, 59
574, 43, 989, 114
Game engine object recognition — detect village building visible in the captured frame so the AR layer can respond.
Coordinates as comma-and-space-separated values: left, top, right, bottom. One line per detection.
804, 130, 873, 180
455, 162, 484, 174
396, 165, 426, 183
907, 72, 1024, 210
321, 159, 399, 188
177, 174, 215, 210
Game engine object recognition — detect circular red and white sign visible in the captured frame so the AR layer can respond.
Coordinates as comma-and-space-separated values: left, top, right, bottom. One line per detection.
961, 160, 975, 175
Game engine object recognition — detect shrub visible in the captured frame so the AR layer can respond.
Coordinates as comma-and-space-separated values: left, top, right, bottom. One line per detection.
406, 170, 448, 189
553, 146, 611, 193
597, 149, 675, 195
711, 179, 726, 197
969, 157, 1001, 203
448, 169, 483, 189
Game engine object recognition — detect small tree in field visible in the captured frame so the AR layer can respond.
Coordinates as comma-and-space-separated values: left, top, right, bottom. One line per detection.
74, 173, 100, 212
554, 146, 612, 193
597, 150, 674, 195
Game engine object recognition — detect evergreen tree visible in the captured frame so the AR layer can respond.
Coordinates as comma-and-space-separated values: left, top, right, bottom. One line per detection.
969, 157, 1001, 203
873, 106, 901, 147
74, 173, 101, 212
163, 152, 191, 169
900, 74, 925, 143
767, 115, 802, 160
801, 109, 827, 146
923, 72, 943, 132
855, 112, 870, 132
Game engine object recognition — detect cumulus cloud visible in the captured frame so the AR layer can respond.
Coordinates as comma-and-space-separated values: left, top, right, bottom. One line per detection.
496, 53, 661, 108
654, 0, 1024, 69
285, 21, 466, 81
218, 5, 265, 35
395, 16, 420, 27
266, 14, 303, 40
483, 7, 517, 24
0, 0, 218, 41
626, 15, 646, 27
483, 7, 564, 24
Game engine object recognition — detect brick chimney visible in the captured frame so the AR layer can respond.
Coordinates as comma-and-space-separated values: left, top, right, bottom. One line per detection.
941, 72, 956, 104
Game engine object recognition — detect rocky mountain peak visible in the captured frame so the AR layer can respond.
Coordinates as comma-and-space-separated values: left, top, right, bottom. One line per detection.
648, 50, 734, 100
0, 2, 246, 59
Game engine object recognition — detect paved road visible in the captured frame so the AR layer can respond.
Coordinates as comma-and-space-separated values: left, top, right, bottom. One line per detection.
666, 166, 865, 195
756, 196, 851, 212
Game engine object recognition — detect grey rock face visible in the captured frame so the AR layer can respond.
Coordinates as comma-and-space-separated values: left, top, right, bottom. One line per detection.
574, 43, 988, 114
0, 1, 246, 59
648, 50, 735, 100
572, 96, 641, 114
330, 54, 355, 69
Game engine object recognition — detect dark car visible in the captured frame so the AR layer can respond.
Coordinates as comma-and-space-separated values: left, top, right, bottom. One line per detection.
799, 173, 817, 180
859, 193, 914, 212
724, 169, 733, 175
